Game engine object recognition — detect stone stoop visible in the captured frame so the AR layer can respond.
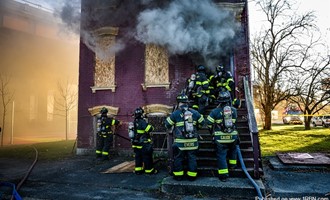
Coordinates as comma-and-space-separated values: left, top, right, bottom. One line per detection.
161, 176, 265, 199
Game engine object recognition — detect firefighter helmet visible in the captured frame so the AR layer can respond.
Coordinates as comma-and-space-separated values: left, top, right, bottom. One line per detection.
197, 65, 206, 72
176, 93, 189, 103
134, 107, 144, 118
100, 107, 108, 114
217, 90, 231, 103
216, 64, 225, 73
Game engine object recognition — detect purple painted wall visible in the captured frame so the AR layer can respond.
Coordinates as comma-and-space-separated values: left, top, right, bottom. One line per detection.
77, 0, 250, 152
77, 39, 195, 150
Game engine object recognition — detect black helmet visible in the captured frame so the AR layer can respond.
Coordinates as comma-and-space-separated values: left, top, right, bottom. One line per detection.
134, 107, 144, 118
217, 90, 231, 103
197, 65, 206, 72
100, 107, 108, 114
216, 64, 225, 73
176, 93, 189, 103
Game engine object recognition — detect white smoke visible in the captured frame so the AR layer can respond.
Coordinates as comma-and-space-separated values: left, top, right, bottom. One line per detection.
135, 0, 241, 64
47, 0, 241, 65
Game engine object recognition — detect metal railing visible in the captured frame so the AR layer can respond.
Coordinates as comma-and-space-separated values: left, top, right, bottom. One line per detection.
243, 76, 262, 178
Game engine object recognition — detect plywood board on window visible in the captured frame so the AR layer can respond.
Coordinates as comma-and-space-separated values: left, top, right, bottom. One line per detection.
94, 35, 116, 88
145, 44, 169, 85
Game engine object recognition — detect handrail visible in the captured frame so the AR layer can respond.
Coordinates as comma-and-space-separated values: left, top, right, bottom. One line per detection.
243, 76, 258, 134
243, 76, 262, 178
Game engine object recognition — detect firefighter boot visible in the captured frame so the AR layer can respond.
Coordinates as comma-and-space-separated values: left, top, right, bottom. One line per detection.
219, 174, 229, 182
149, 169, 158, 175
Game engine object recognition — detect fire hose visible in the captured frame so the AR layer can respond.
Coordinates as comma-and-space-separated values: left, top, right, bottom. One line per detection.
236, 145, 264, 200
0, 182, 21, 200
0, 146, 38, 200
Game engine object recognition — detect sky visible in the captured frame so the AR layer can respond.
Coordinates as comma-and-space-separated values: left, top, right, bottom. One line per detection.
248, 0, 330, 46
15, 0, 66, 10
18, 0, 329, 45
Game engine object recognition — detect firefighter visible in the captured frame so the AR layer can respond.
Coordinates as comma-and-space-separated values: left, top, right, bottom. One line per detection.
206, 90, 239, 182
214, 64, 241, 108
129, 107, 158, 175
207, 70, 218, 105
96, 107, 121, 161
165, 93, 205, 181
214, 65, 234, 95
193, 65, 210, 114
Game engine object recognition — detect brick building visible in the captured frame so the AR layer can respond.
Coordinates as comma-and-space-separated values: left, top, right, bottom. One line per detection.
76, 0, 251, 154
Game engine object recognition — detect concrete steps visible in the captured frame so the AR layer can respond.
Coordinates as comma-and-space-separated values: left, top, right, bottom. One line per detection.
161, 176, 265, 199
194, 105, 262, 178
160, 101, 265, 198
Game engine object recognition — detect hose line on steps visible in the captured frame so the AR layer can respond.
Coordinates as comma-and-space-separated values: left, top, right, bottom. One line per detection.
236, 145, 264, 200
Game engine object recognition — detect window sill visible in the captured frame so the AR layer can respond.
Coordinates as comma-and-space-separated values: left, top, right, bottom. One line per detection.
141, 83, 170, 91
91, 85, 116, 93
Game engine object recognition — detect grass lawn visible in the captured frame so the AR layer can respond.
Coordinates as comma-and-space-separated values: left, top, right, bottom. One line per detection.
259, 124, 330, 156
0, 140, 76, 160
1, 125, 329, 159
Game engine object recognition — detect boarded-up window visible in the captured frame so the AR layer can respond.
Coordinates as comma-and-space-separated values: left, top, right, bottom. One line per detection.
91, 27, 118, 93
143, 44, 170, 90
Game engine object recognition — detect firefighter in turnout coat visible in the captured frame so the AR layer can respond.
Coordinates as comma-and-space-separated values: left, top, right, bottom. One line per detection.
193, 65, 210, 114
214, 64, 241, 108
214, 65, 234, 96
206, 90, 239, 182
129, 107, 157, 175
165, 94, 205, 181
96, 107, 121, 161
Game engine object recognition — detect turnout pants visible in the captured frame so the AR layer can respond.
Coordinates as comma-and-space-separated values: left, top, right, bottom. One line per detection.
172, 144, 198, 179
215, 141, 237, 176
96, 133, 113, 159
134, 143, 155, 174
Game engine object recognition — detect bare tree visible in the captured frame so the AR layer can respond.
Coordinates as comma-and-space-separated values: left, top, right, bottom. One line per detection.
288, 35, 330, 130
251, 0, 316, 130
54, 79, 77, 140
0, 74, 14, 147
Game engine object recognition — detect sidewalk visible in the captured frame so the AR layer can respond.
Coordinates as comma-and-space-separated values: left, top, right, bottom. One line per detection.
1, 154, 184, 200
263, 156, 330, 198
